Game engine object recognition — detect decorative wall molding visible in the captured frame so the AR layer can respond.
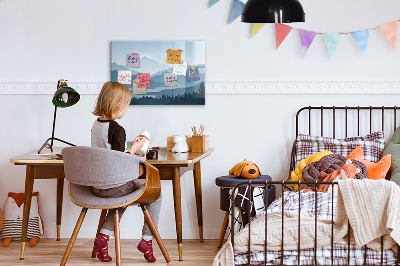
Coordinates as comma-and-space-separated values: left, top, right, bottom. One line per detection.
0, 81, 400, 95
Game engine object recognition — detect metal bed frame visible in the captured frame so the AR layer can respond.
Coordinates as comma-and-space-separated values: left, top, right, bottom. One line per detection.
230, 106, 400, 266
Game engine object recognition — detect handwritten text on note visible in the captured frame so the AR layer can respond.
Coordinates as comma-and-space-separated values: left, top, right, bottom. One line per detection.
136, 73, 151, 88
118, 70, 132, 84
126, 53, 140, 68
186, 67, 200, 82
172, 62, 188, 76
166, 49, 183, 64
164, 73, 178, 87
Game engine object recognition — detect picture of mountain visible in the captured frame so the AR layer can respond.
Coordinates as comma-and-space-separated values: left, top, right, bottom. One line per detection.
111, 41, 205, 105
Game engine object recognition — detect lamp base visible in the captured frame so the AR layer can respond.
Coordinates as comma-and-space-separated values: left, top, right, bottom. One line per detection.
38, 137, 76, 154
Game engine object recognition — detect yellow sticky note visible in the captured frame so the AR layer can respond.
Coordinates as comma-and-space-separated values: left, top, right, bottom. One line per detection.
167, 49, 183, 64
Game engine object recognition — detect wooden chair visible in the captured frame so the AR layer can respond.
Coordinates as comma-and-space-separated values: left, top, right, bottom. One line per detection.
60, 146, 171, 265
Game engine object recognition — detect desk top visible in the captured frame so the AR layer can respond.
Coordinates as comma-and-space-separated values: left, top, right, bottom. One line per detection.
10, 147, 214, 166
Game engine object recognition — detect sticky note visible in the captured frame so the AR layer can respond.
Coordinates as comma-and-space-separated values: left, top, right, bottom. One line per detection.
118, 70, 132, 84
186, 67, 200, 82
126, 53, 140, 68
166, 49, 183, 64
136, 73, 151, 88
173, 62, 188, 76
132, 83, 147, 94
164, 73, 178, 87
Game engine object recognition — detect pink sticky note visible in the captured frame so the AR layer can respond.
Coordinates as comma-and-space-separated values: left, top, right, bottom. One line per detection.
136, 73, 151, 88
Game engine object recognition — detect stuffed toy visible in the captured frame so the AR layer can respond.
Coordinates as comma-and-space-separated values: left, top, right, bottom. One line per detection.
348, 146, 391, 180
317, 160, 360, 193
172, 135, 189, 153
1, 192, 44, 247
289, 150, 333, 191
229, 159, 261, 179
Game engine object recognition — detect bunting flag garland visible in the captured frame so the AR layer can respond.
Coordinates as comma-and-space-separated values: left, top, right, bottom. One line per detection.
323, 33, 341, 58
209, 0, 220, 7
229, 0, 245, 24
211, 4, 400, 57
275, 23, 293, 49
298, 29, 317, 58
378, 21, 398, 50
251, 23, 266, 38
351, 29, 370, 55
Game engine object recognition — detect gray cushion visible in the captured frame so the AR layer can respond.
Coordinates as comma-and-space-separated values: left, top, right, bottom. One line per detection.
69, 180, 145, 208
382, 126, 400, 184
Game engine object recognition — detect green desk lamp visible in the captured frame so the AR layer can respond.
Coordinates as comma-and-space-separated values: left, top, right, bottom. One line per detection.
38, 79, 80, 154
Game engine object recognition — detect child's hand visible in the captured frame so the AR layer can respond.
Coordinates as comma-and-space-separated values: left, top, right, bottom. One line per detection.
134, 149, 149, 157
129, 137, 147, 155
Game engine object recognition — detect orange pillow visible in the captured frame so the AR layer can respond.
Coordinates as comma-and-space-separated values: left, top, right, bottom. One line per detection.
347, 146, 391, 180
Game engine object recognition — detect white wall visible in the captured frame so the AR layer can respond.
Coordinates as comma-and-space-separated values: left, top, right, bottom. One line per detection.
1, 0, 400, 240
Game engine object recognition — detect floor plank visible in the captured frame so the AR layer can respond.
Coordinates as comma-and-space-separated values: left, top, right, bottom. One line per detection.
0, 239, 221, 265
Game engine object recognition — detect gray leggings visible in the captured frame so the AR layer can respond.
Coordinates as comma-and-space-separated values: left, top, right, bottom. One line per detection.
92, 180, 162, 240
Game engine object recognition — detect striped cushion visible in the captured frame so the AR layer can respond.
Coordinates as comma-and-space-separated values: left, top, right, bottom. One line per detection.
1, 217, 40, 240
295, 131, 385, 167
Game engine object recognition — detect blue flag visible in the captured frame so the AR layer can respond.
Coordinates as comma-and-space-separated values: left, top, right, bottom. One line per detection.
351, 29, 371, 55
229, 0, 245, 23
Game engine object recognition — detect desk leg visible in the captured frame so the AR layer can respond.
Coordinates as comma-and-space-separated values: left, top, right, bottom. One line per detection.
193, 161, 203, 242
172, 167, 183, 261
20, 165, 35, 259
56, 178, 64, 241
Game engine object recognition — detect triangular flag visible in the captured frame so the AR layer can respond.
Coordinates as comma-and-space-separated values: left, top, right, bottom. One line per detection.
251, 23, 266, 38
298, 29, 317, 58
275, 23, 293, 49
378, 21, 398, 50
323, 33, 341, 58
351, 29, 370, 55
209, 0, 220, 7
229, 0, 245, 24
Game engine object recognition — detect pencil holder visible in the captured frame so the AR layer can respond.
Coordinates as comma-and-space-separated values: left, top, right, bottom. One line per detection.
191, 135, 209, 153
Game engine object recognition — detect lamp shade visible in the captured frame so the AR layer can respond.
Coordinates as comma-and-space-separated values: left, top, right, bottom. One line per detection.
241, 0, 305, 23
52, 84, 80, 108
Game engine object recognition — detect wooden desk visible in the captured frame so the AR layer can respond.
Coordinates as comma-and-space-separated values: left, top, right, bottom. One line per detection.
10, 147, 213, 261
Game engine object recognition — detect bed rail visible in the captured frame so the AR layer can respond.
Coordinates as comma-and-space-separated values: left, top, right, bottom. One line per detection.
230, 180, 400, 266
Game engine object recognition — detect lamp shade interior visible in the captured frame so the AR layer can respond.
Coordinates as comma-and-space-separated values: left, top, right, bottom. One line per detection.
52, 84, 80, 108
242, 0, 305, 23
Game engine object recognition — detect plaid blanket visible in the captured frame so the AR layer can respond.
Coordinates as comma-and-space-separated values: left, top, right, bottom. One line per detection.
234, 191, 397, 265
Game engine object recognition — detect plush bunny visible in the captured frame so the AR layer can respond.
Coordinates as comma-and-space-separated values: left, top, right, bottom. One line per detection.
229, 159, 261, 179
172, 135, 189, 153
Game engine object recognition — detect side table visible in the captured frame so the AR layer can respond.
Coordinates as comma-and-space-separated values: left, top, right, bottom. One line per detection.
215, 175, 275, 248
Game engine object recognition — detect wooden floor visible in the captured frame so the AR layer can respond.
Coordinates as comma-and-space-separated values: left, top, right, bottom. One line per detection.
0, 239, 221, 265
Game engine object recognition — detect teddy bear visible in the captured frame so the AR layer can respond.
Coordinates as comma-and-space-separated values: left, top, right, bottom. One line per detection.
172, 135, 189, 153
1, 192, 44, 247
229, 159, 261, 179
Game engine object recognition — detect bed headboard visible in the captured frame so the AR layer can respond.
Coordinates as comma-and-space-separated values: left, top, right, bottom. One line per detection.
290, 106, 400, 179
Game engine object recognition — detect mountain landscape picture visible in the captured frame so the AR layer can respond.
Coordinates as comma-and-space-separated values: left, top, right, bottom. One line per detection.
111, 41, 205, 105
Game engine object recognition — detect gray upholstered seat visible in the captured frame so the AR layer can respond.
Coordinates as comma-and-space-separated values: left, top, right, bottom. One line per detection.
60, 146, 170, 265
69, 181, 144, 208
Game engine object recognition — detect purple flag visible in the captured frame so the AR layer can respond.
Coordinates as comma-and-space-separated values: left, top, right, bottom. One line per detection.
298, 29, 317, 58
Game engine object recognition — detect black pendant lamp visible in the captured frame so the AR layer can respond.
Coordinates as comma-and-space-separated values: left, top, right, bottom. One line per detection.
242, 0, 305, 23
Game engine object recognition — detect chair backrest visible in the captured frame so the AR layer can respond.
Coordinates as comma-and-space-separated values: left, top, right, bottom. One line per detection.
62, 146, 145, 187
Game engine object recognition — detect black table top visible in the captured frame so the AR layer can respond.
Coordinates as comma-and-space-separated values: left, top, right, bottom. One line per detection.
215, 175, 272, 188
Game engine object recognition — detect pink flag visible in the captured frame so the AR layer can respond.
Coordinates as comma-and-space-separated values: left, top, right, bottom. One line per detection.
378, 21, 398, 50
298, 29, 317, 58
275, 23, 293, 49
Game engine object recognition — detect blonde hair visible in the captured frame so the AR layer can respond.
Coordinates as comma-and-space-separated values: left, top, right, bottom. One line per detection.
93, 81, 133, 120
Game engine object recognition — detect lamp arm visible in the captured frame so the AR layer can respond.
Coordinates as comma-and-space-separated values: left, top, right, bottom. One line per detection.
50, 105, 57, 148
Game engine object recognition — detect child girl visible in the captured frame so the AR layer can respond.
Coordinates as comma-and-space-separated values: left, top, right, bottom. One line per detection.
91, 81, 162, 263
